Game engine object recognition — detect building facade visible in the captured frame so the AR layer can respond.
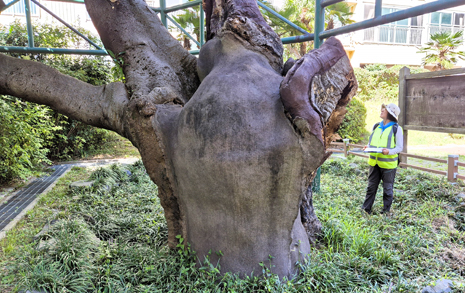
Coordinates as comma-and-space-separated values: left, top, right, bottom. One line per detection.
344, 0, 465, 68
2, 0, 465, 69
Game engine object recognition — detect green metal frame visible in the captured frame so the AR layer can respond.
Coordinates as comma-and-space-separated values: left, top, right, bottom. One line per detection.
1, 0, 464, 53
0, 0, 106, 54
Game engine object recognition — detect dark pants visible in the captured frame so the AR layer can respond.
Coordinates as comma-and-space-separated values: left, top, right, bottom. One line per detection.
362, 165, 397, 214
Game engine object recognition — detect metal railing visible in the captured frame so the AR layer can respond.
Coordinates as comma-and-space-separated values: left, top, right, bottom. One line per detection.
363, 25, 424, 45
2, 0, 464, 54
428, 24, 465, 37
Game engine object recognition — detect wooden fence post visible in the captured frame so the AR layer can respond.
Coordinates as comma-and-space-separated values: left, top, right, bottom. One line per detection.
448, 154, 459, 183
343, 139, 350, 158
398, 66, 410, 167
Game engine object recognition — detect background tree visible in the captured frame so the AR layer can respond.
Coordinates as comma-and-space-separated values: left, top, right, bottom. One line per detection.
417, 30, 465, 71
0, 0, 357, 277
325, 2, 355, 30
259, 0, 353, 60
170, 2, 201, 50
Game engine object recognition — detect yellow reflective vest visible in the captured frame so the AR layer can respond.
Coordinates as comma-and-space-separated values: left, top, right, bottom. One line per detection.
368, 124, 398, 169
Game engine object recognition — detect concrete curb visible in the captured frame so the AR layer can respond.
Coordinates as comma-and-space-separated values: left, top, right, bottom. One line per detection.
0, 157, 140, 241
0, 167, 71, 241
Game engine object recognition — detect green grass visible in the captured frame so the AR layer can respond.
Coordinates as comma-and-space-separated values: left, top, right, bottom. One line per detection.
1, 160, 464, 292
78, 132, 140, 161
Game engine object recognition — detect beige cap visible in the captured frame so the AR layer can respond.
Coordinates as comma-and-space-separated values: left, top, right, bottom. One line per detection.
382, 103, 401, 120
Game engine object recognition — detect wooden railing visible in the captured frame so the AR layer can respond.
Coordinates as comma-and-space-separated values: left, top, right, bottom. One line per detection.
329, 140, 465, 183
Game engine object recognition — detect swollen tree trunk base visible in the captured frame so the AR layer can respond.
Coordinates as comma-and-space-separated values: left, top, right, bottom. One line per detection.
0, 0, 357, 279
151, 34, 356, 278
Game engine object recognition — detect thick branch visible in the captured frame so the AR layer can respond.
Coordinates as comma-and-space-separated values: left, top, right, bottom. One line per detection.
0, 0, 6, 12
0, 54, 128, 136
85, 0, 200, 104
280, 37, 357, 146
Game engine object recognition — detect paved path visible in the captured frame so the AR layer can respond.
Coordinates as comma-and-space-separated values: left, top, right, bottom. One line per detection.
0, 158, 140, 240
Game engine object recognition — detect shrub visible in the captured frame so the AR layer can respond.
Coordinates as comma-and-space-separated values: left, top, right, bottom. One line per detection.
354, 64, 427, 102
337, 97, 369, 143
0, 97, 56, 183
0, 21, 115, 176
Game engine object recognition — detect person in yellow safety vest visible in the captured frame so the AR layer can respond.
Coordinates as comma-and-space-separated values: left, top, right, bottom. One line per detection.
362, 103, 403, 215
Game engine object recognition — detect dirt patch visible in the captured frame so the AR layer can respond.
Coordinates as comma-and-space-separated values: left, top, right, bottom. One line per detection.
441, 243, 465, 275
433, 217, 465, 275
432, 216, 457, 234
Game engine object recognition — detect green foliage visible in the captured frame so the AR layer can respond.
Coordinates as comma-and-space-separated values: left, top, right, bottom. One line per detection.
354, 64, 427, 102
417, 31, 465, 71
170, 0, 201, 51
337, 97, 368, 142
2, 160, 464, 292
0, 96, 56, 183
0, 21, 115, 177
107, 50, 126, 83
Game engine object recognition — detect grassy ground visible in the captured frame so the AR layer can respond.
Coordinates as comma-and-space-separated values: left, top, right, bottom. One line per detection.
1, 159, 464, 292
0, 132, 140, 198
79, 132, 140, 161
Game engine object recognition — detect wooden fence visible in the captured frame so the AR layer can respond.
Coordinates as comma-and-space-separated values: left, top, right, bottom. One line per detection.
329, 140, 465, 183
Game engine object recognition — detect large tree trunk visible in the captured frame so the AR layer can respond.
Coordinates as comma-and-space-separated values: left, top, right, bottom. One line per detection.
0, 0, 357, 278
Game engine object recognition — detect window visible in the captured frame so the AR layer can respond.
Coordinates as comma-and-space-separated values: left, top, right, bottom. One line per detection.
380, 8, 409, 43
363, 4, 423, 45
430, 12, 465, 36
3, 0, 38, 15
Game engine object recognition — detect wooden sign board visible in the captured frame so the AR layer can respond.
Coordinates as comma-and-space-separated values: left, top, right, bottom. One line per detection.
399, 68, 465, 135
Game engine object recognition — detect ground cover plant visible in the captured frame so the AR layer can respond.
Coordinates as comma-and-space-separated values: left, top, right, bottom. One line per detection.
1, 159, 464, 292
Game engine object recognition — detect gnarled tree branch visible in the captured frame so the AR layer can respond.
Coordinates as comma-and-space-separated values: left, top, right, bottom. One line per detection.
85, 0, 200, 106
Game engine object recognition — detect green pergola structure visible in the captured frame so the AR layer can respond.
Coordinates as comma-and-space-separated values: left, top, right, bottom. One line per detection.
1, 0, 465, 192
1, 0, 464, 54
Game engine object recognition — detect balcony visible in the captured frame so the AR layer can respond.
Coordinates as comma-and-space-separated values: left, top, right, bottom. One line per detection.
428, 25, 464, 38
363, 25, 465, 46
363, 25, 424, 45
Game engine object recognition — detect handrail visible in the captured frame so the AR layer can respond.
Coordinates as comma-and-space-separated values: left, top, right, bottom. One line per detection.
257, 1, 309, 35
30, 0, 102, 50
399, 152, 447, 164
327, 148, 344, 153
329, 141, 464, 182
398, 163, 447, 176
1, 0, 20, 11
330, 142, 345, 146
166, 14, 201, 47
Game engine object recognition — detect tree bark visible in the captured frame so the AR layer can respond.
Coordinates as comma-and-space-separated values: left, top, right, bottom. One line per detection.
0, 0, 357, 278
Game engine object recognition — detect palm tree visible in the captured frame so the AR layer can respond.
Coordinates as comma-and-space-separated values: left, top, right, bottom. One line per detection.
170, 2, 201, 50
259, 0, 353, 59
417, 31, 465, 71
325, 2, 355, 30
